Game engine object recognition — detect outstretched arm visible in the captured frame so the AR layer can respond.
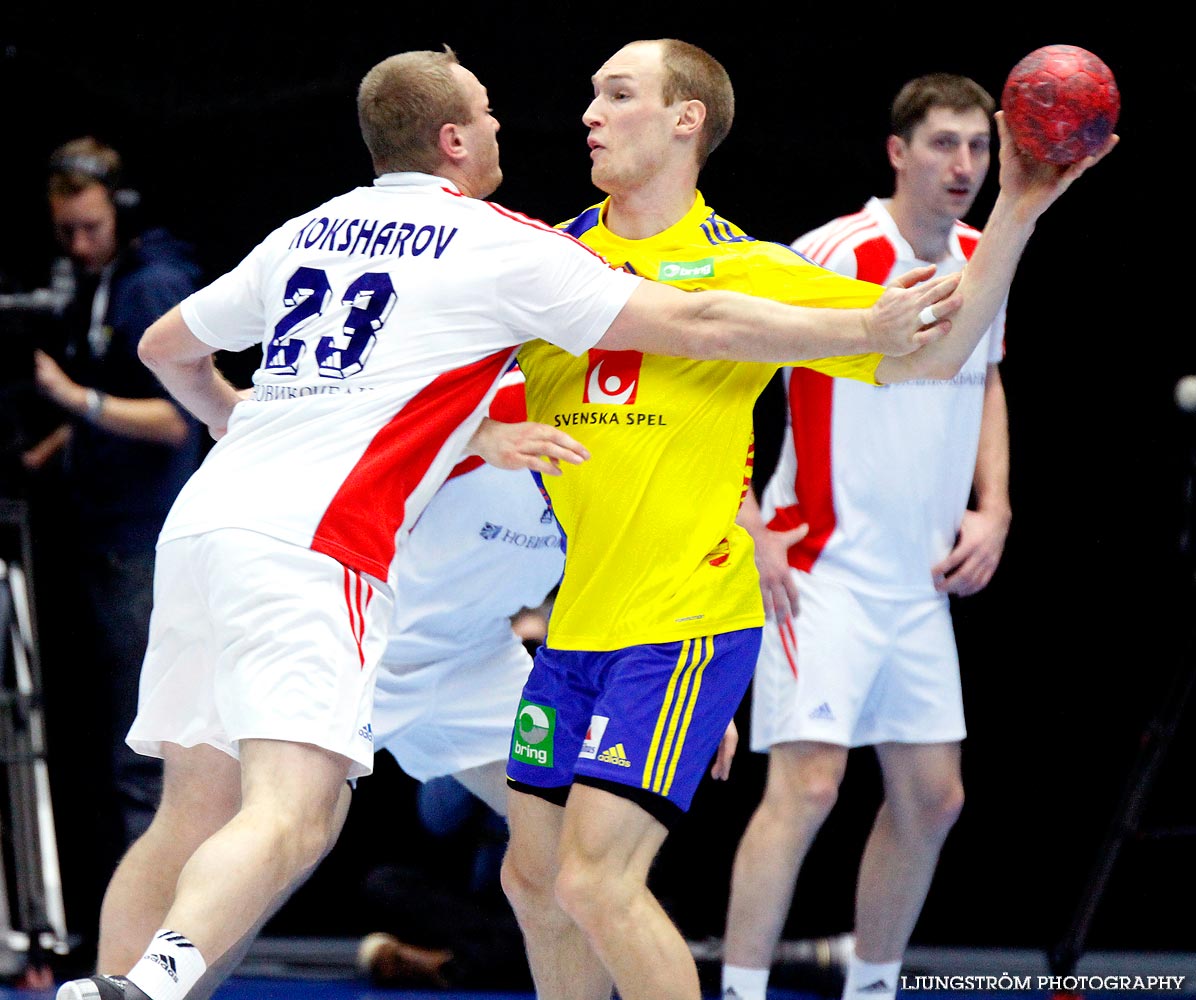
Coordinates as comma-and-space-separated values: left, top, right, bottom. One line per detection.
876, 113, 1118, 385
596, 265, 961, 363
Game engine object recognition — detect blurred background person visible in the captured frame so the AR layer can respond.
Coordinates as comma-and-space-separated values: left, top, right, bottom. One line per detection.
22, 136, 202, 960
722, 74, 1007, 1000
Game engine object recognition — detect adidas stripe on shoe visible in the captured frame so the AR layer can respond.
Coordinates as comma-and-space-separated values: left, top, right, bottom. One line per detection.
56, 975, 153, 1000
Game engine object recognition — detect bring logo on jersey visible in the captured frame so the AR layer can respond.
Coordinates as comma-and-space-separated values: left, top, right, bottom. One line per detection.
584, 349, 642, 404
658, 258, 714, 281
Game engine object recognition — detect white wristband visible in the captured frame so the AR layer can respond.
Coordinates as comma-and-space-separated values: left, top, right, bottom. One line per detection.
85, 388, 106, 422
918, 305, 938, 326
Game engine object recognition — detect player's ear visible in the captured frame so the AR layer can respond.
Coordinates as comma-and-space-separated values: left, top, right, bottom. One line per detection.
886, 133, 906, 171
676, 99, 706, 138
439, 121, 466, 163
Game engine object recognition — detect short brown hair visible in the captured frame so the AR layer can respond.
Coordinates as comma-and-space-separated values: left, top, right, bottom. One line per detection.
357, 47, 472, 175
653, 39, 735, 167
47, 136, 123, 199
890, 73, 995, 142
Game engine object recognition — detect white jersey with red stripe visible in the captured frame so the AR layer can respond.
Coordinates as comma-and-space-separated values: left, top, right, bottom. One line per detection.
761, 197, 1006, 597
384, 368, 563, 665
159, 172, 638, 581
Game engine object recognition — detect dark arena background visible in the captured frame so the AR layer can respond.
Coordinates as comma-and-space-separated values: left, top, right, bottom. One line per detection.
1, 4, 1194, 996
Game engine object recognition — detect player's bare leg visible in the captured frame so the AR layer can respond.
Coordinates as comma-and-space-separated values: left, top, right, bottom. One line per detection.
723, 742, 848, 983
186, 779, 352, 1000
851, 741, 963, 962
61, 739, 352, 1000
161, 738, 350, 959
96, 743, 241, 973
553, 784, 692, 1000
502, 789, 612, 1000
452, 760, 510, 817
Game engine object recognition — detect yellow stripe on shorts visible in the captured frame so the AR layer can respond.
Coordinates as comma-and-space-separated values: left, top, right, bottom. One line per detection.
642, 636, 715, 795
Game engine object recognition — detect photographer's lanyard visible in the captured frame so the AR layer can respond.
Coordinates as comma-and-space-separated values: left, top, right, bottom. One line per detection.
88, 263, 114, 360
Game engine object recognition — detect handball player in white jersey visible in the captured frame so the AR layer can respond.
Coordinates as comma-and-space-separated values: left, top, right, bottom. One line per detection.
723, 75, 1020, 1000
57, 47, 965, 1000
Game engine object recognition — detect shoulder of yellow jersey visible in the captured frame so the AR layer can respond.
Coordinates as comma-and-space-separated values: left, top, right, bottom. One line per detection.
556, 204, 605, 238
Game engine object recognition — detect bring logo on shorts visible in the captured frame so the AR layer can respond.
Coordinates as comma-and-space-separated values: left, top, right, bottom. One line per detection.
511, 699, 555, 767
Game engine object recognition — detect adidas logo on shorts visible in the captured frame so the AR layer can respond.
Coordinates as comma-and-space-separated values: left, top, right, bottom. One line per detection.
597, 742, 632, 767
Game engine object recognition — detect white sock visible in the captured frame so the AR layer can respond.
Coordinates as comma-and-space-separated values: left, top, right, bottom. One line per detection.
126, 929, 208, 1000
841, 954, 901, 1000
722, 964, 769, 1000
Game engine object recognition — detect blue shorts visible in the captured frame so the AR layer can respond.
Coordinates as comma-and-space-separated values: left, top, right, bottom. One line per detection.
506, 628, 761, 827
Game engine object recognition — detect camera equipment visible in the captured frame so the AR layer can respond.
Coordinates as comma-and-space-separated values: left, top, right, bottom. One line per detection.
0, 260, 75, 318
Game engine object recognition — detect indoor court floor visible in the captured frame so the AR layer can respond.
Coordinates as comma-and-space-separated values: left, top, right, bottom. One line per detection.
2, 940, 1191, 1000
2, 981, 1192, 1000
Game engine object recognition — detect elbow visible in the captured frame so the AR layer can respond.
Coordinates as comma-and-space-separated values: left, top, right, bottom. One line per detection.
678, 294, 738, 360
686, 336, 729, 362
681, 323, 736, 361
138, 323, 167, 373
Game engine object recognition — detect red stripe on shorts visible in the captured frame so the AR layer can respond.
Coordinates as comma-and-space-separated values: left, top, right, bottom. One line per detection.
778, 616, 798, 680
342, 565, 374, 668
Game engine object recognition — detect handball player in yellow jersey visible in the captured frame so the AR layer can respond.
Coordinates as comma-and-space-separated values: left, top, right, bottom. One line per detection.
479, 37, 1115, 1000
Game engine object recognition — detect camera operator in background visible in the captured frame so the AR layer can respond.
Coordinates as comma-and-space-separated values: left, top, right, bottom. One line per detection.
23, 136, 202, 953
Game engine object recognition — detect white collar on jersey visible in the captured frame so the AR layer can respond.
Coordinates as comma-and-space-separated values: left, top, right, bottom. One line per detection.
374, 171, 461, 193
865, 196, 968, 265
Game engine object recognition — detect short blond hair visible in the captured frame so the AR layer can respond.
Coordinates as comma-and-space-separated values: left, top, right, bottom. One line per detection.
357, 47, 472, 175
654, 39, 735, 167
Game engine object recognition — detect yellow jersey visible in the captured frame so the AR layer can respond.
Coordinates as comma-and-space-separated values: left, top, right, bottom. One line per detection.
519, 192, 884, 650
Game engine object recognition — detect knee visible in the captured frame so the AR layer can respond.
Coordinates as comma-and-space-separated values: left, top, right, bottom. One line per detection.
501, 843, 553, 921
765, 754, 844, 827
248, 799, 341, 874
298, 803, 345, 868
500, 849, 531, 911
930, 780, 965, 834
900, 778, 964, 840
150, 777, 239, 850
288, 817, 337, 873
790, 769, 843, 820
553, 853, 610, 933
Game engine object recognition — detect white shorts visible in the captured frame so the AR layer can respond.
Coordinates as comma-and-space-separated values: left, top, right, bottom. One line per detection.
128, 529, 392, 779
750, 568, 965, 751
372, 634, 531, 782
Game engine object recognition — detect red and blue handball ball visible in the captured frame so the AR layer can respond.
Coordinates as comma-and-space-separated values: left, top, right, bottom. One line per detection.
1000, 44, 1120, 163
